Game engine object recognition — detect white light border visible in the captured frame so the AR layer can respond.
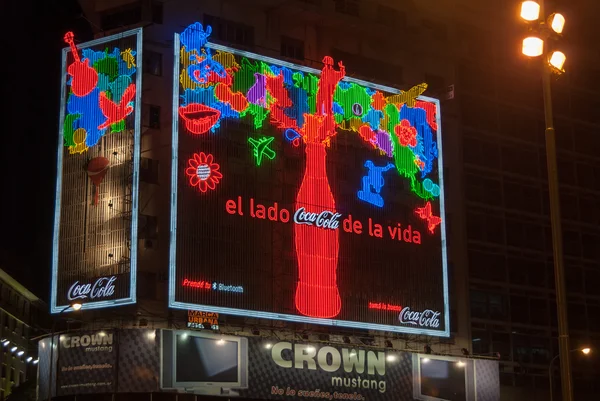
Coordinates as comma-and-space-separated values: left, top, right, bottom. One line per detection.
51, 28, 143, 313
169, 37, 449, 337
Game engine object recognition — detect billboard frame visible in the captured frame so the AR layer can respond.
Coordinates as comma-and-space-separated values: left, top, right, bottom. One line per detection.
50, 28, 143, 313
168, 37, 449, 337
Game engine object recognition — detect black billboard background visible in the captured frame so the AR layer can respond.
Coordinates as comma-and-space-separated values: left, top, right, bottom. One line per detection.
173, 51, 446, 333
37, 330, 499, 401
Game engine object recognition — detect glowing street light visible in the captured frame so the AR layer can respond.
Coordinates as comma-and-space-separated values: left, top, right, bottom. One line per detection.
71, 302, 82, 311
549, 51, 566, 72
549, 13, 565, 34
520, 1, 541, 21
522, 37, 544, 57
581, 347, 591, 355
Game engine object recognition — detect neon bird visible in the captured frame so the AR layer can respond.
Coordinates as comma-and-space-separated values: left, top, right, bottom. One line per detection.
415, 201, 442, 234
98, 83, 136, 130
248, 136, 276, 166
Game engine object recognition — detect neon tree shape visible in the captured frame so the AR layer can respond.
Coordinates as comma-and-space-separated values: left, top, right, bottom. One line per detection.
186, 152, 222, 192
248, 136, 276, 166
415, 202, 442, 234
177, 22, 443, 318
62, 31, 137, 151
357, 161, 395, 208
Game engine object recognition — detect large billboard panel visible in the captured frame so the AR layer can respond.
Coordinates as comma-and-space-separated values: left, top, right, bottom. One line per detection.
38, 329, 500, 401
51, 29, 142, 312
169, 22, 448, 335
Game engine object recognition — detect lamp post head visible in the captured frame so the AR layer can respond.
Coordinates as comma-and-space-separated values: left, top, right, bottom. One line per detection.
71, 303, 82, 311
582, 348, 591, 355
549, 13, 565, 34
521, 1, 541, 21
522, 37, 544, 57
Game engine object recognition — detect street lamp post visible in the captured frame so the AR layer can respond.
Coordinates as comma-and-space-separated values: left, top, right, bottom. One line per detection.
519, 1, 571, 401
549, 348, 591, 401
46, 303, 82, 401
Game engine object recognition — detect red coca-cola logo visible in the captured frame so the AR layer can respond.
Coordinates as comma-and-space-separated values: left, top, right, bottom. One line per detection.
67, 276, 117, 301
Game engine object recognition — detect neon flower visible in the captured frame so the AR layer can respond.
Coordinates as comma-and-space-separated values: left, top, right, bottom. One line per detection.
395, 119, 418, 147
186, 152, 222, 192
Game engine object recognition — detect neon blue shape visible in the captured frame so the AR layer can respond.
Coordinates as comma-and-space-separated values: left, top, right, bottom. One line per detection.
337, 81, 352, 90
270, 65, 294, 85
400, 104, 438, 177
332, 101, 344, 115
362, 108, 383, 130
181, 22, 212, 52
365, 87, 376, 96
109, 75, 132, 100
284, 128, 301, 142
81, 48, 106, 66
67, 87, 108, 147
284, 85, 309, 128
187, 49, 226, 85
356, 160, 395, 208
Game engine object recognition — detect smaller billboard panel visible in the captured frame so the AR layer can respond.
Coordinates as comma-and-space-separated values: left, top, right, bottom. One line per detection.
51, 28, 143, 313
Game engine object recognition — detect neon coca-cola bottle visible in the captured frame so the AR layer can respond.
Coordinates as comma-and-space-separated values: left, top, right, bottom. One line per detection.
294, 141, 341, 318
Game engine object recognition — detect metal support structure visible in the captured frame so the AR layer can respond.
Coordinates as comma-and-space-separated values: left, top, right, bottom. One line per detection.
538, 2, 573, 400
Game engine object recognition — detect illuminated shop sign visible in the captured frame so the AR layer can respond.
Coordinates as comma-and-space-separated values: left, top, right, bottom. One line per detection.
169, 22, 449, 336
51, 28, 142, 313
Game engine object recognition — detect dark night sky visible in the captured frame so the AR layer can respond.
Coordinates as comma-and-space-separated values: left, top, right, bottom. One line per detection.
1, 0, 92, 301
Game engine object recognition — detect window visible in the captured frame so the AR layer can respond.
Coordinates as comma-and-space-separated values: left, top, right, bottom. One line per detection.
376, 5, 405, 27
140, 158, 160, 185
149, 105, 161, 129
101, 4, 142, 31
204, 14, 254, 47
331, 49, 402, 86
280, 36, 304, 61
425, 73, 445, 93
334, 0, 360, 16
151, 1, 163, 24
422, 19, 447, 41
144, 50, 162, 76
10, 367, 14, 382
139, 214, 158, 240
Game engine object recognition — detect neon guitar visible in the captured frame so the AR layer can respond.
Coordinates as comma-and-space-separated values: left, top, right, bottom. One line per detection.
64, 31, 98, 97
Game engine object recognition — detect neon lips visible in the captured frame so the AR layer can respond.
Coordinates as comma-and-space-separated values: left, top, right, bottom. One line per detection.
179, 103, 221, 134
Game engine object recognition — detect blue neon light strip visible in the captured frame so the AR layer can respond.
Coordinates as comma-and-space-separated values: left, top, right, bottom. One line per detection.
169, 38, 450, 337
50, 27, 143, 314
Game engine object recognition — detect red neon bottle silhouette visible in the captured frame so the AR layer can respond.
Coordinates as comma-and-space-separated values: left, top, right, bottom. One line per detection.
294, 141, 340, 318
294, 56, 345, 318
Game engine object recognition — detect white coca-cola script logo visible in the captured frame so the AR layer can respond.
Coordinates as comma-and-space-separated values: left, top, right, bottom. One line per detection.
293, 208, 341, 230
67, 276, 117, 301
399, 307, 441, 328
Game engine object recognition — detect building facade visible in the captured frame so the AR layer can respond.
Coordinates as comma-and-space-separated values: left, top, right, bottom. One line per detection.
0, 267, 47, 400
42, 0, 600, 400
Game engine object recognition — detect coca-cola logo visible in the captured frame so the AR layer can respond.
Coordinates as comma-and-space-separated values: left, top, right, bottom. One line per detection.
399, 307, 441, 328
67, 276, 117, 301
293, 208, 341, 230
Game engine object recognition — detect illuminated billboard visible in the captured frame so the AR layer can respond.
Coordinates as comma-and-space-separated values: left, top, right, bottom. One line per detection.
51, 28, 142, 313
169, 23, 448, 336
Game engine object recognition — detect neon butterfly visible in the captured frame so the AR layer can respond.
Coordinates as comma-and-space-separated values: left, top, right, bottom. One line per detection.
415, 202, 442, 234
